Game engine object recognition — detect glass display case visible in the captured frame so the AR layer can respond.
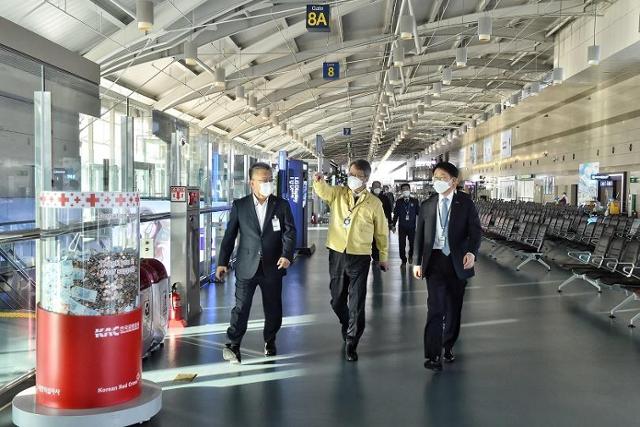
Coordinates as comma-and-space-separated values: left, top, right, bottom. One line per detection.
36, 191, 142, 409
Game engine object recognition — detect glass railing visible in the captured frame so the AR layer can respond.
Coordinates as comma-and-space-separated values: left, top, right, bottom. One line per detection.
0, 203, 231, 399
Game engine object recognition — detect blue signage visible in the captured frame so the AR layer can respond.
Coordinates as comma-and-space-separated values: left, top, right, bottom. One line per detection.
287, 159, 307, 249
343, 127, 351, 136
323, 62, 339, 80
306, 4, 330, 32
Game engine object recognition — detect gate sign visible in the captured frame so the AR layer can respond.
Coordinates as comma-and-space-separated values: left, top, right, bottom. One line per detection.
306, 4, 330, 32
343, 128, 351, 136
323, 62, 340, 80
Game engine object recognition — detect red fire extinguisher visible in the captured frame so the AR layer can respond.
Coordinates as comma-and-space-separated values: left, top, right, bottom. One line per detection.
170, 283, 183, 322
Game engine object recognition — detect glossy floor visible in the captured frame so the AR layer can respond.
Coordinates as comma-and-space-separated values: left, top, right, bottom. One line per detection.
4, 230, 640, 426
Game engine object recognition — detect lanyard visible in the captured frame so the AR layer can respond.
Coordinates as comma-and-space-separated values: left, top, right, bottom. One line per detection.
344, 192, 366, 226
438, 198, 451, 232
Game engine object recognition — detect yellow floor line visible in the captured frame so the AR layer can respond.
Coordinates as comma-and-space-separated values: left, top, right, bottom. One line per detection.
0, 311, 35, 319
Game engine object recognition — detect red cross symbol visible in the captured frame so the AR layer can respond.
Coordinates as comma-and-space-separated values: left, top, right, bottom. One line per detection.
74, 196, 81, 204
104, 196, 112, 204
39, 195, 46, 203
86, 194, 99, 207
58, 194, 69, 206
115, 194, 126, 206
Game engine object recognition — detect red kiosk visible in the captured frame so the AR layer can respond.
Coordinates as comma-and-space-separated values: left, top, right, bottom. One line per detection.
12, 191, 162, 426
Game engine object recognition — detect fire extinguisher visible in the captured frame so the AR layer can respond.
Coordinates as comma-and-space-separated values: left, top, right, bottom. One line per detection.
170, 283, 183, 321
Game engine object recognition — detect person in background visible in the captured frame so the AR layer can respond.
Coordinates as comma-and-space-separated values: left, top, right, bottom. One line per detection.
383, 184, 395, 206
413, 162, 482, 372
216, 162, 296, 364
558, 192, 568, 205
371, 181, 393, 263
392, 183, 420, 266
313, 160, 389, 362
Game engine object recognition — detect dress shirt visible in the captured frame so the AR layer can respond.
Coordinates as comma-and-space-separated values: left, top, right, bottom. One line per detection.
433, 191, 455, 250
253, 194, 268, 231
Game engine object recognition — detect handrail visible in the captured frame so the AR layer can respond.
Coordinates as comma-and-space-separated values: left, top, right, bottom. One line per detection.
0, 205, 231, 245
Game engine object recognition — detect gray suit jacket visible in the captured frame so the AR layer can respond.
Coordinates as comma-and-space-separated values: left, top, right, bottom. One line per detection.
218, 194, 297, 281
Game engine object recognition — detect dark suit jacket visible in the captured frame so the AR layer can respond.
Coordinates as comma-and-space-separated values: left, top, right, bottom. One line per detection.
392, 197, 420, 231
415, 191, 482, 280
376, 193, 393, 228
218, 194, 296, 281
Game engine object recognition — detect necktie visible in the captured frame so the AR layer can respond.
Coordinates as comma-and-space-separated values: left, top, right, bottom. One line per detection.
441, 198, 450, 256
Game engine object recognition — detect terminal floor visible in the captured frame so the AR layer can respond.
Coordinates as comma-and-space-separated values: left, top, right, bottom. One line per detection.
3, 229, 640, 426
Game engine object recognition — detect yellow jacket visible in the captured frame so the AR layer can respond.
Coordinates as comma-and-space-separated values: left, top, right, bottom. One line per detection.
313, 179, 389, 261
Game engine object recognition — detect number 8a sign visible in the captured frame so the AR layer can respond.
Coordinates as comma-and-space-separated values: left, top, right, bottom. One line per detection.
323, 62, 340, 80
307, 4, 330, 32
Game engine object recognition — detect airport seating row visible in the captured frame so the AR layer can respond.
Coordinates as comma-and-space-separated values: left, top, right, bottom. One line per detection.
477, 200, 640, 327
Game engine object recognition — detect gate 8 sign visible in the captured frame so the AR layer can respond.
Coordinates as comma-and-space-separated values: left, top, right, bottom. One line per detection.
323, 62, 340, 80
306, 4, 330, 32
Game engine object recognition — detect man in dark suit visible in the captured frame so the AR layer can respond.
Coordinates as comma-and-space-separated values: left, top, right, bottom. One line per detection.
371, 180, 393, 263
216, 162, 296, 364
392, 183, 420, 266
413, 162, 482, 372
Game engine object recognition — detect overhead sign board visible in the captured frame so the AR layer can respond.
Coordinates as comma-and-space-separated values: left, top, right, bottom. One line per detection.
306, 4, 330, 32
343, 128, 351, 136
323, 62, 339, 80
591, 173, 611, 180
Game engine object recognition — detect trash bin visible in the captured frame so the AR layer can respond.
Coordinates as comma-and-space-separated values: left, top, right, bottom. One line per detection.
140, 262, 154, 358
142, 258, 169, 350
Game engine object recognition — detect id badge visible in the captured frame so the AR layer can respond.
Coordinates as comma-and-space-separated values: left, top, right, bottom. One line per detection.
405, 214, 410, 222
436, 235, 445, 246
272, 217, 281, 231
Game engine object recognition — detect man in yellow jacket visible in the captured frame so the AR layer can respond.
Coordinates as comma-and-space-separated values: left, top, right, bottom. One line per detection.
313, 159, 389, 362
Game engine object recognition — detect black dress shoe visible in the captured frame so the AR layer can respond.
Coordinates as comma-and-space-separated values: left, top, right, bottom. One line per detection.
424, 357, 442, 372
345, 342, 358, 362
443, 348, 456, 363
264, 340, 277, 357
223, 344, 241, 364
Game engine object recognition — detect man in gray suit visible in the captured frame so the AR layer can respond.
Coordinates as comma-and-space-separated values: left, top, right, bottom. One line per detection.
216, 162, 297, 364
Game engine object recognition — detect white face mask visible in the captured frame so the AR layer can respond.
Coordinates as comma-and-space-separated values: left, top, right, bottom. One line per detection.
372, 188, 382, 195
433, 179, 452, 194
347, 176, 364, 191
402, 191, 411, 198
258, 181, 273, 197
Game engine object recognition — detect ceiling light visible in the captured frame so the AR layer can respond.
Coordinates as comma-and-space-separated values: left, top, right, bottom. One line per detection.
272, 115, 279, 126
424, 94, 432, 106
552, 67, 564, 85
478, 16, 492, 42
588, 45, 601, 65
529, 82, 540, 96
288, 129, 294, 137
381, 94, 390, 106
469, 119, 476, 128
214, 67, 226, 88
461, 124, 468, 134
389, 66, 401, 85
481, 112, 489, 122
235, 86, 245, 100
248, 95, 257, 111
393, 46, 405, 67
510, 94, 519, 106
280, 123, 287, 132
261, 107, 270, 119
412, 113, 418, 123
136, 0, 154, 32
417, 104, 425, 115
184, 41, 197, 66
494, 104, 502, 115
442, 67, 452, 85
398, 13, 415, 40
432, 82, 442, 97
456, 47, 468, 67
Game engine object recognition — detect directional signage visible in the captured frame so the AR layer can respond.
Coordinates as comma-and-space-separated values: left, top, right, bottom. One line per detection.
323, 62, 339, 80
306, 4, 330, 32
343, 128, 351, 136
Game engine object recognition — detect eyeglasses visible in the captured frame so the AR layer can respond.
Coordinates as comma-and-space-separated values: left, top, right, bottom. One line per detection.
433, 176, 451, 182
349, 174, 367, 180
